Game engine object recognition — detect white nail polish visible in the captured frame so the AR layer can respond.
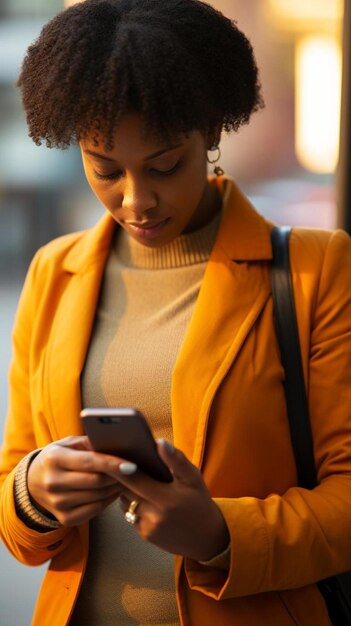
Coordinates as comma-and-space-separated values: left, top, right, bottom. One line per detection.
119, 462, 137, 475
158, 438, 175, 454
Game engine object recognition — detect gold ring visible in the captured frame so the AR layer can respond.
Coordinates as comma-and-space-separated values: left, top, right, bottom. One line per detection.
125, 499, 140, 525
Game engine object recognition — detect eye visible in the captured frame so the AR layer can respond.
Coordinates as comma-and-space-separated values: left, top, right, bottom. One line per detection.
92, 160, 181, 181
151, 161, 181, 176
93, 169, 123, 181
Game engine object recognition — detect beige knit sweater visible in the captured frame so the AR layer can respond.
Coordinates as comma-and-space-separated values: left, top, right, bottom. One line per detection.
70, 211, 222, 625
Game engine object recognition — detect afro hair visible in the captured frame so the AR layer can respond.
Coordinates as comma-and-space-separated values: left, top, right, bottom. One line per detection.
18, 0, 264, 149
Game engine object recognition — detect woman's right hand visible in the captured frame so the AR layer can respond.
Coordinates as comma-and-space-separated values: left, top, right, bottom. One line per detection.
27, 436, 123, 527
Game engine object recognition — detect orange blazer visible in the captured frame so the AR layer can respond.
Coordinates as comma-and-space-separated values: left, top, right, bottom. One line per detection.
1, 177, 351, 626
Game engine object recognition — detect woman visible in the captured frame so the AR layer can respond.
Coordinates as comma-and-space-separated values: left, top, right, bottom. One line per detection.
1, 1, 351, 624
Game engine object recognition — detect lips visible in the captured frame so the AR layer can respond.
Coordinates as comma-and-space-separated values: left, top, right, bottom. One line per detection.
128, 221, 165, 229
125, 218, 171, 240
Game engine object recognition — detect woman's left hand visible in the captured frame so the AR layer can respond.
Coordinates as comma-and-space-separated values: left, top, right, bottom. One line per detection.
108, 439, 230, 562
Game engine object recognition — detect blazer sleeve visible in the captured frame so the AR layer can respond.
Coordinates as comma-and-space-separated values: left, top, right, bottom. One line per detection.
0, 249, 75, 565
184, 229, 351, 599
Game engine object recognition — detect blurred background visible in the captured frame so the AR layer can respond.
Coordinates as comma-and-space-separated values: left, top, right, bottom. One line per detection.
0, 0, 349, 623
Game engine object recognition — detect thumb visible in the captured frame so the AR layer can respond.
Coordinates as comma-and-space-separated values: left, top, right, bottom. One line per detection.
156, 439, 201, 484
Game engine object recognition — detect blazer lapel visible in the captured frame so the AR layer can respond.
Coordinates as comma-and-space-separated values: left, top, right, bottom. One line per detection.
45, 214, 116, 439
171, 178, 274, 467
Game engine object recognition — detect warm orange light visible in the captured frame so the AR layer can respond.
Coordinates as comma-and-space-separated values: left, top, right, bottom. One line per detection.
64, 0, 82, 6
295, 36, 342, 173
269, 0, 343, 31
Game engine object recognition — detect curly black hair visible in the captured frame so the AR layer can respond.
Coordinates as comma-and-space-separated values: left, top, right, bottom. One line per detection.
17, 0, 264, 149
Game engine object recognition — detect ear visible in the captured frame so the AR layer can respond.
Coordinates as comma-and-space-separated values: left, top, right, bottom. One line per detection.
206, 123, 223, 149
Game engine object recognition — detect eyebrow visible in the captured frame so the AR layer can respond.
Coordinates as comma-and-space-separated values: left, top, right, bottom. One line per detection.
83, 144, 183, 163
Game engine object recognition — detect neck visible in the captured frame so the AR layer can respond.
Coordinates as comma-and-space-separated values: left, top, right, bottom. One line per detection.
184, 178, 222, 234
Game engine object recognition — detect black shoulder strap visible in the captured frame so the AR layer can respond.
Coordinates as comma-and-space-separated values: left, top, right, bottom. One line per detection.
270, 226, 317, 489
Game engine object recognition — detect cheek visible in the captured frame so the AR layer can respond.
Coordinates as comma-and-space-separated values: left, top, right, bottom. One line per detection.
171, 157, 207, 204
176, 168, 208, 212
86, 176, 122, 212
92, 185, 113, 206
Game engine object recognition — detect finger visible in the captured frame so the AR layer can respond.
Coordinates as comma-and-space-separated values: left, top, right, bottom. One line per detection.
118, 494, 151, 527
156, 439, 201, 484
112, 442, 199, 500
55, 435, 94, 451
57, 492, 119, 527
44, 470, 120, 492
49, 484, 122, 512
114, 466, 168, 504
106, 443, 199, 503
119, 490, 139, 511
46, 444, 126, 477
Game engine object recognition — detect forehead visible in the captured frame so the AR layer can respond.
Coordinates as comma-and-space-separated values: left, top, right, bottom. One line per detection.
80, 113, 201, 159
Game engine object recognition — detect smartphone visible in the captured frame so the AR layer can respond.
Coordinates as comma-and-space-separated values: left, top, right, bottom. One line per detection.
80, 407, 173, 483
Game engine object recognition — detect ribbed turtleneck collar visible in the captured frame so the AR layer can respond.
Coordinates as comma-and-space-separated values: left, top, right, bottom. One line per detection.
114, 209, 222, 269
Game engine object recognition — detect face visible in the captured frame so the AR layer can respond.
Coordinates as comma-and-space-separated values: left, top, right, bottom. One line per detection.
80, 113, 220, 247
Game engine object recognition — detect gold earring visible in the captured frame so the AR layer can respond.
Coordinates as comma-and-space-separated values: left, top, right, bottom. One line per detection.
207, 145, 224, 176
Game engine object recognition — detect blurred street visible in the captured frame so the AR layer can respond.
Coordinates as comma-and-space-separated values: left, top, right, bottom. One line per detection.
0, 279, 47, 626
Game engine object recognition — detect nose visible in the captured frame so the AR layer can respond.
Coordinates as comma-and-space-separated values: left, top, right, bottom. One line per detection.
121, 175, 158, 219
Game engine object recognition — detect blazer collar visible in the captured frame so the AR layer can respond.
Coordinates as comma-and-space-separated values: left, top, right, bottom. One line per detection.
62, 212, 117, 274
214, 176, 273, 262
62, 176, 273, 274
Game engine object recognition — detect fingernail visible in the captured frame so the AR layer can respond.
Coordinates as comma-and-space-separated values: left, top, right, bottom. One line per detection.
158, 438, 175, 455
119, 462, 137, 475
